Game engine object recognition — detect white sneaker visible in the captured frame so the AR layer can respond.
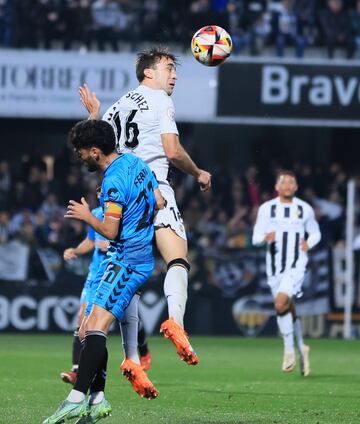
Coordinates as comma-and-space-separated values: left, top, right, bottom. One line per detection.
300, 344, 310, 377
282, 351, 296, 372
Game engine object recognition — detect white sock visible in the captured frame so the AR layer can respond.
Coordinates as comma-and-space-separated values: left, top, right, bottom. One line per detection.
293, 318, 304, 352
67, 389, 85, 403
120, 294, 140, 364
164, 265, 188, 328
89, 391, 104, 405
277, 312, 295, 354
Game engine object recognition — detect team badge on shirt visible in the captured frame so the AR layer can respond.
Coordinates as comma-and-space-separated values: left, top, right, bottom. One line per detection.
167, 107, 175, 121
107, 187, 120, 202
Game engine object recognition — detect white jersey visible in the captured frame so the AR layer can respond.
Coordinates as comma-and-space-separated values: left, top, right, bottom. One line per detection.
252, 197, 321, 278
102, 85, 178, 182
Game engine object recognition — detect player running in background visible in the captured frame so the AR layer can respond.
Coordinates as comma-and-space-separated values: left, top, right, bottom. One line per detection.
252, 170, 321, 376
79, 47, 211, 366
42, 120, 162, 424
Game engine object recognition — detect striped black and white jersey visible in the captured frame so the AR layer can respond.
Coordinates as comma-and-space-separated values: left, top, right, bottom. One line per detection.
252, 197, 321, 277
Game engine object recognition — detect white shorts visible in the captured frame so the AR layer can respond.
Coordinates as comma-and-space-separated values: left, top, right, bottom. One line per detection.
155, 183, 187, 241
267, 268, 305, 298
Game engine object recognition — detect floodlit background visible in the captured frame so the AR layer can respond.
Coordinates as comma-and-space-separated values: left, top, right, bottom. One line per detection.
1, 2, 360, 422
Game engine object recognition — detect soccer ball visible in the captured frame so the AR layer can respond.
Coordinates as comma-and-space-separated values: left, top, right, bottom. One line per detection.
191, 25, 232, 67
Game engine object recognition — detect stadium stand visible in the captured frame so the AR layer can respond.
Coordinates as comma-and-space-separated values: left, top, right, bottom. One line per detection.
1, 0, 360, 58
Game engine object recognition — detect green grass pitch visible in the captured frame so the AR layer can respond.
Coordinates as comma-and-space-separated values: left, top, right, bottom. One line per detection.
1, 335, 359, 424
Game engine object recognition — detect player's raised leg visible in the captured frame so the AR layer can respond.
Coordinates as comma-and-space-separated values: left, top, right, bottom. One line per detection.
275, 292, 296, 372
156, 227, 198, 365
120, 294, 158, 399
156, 227, 188, 328
138, 317, 152, 371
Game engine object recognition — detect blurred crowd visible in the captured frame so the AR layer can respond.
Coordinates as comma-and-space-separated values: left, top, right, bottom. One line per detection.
0, 145, 357, 255
1, 0, 360, 58
175, 161, 354, 251
0, 149, 100, 252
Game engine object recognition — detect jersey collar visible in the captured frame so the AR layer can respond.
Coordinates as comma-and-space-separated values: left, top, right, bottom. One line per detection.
103, 154, 123, 175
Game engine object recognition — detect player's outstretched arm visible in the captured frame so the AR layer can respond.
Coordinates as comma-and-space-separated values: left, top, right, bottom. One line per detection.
63, 237, 95, 261
65, 197, 120, 240
79, 84, 101, 120
161, 133, 211, 191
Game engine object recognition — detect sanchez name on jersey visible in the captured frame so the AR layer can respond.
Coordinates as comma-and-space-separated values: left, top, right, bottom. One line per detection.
102, 85, 178, 183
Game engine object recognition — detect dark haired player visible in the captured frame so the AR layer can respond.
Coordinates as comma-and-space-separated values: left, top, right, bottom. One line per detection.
42, 120, 163, 424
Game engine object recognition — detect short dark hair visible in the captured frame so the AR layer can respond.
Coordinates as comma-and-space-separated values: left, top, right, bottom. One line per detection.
68, 120, 115, 155
135, 46, 179, 82
276, 170, 297, 182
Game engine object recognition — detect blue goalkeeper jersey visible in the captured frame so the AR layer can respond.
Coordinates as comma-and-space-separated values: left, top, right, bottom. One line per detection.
87, 206, 107, 278
99, 153, 158, 264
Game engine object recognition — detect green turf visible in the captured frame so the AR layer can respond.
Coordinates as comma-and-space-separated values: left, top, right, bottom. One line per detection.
0, 335, 359, 424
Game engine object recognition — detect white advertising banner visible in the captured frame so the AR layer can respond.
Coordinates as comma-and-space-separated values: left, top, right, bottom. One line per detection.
0, 49, 217, 121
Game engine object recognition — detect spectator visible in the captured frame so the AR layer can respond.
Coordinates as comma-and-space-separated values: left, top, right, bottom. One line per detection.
47, 216, 63, 248
225, 0, 246, 54
244, 165, 261, 207
294, 0, 317, 46
14, 0, 40, 48
38, 0, 68, 50
58, 168, 84, 205
351, 0, 360, 58
0, 210, 10, 243
189, 0, 227, 38
9, 208, 35, 235
0, 160, 11, 209
248, 11, 271, 55
58, 218, 85, 251
227, 205, 252, 248
61, 0, 90, 50
242, 0, 269, 51
8, 180, 26, 213
40, 193, 64, 223
16, 220, 36, 246
319, 0, 352, 58
0, 0, 15, 47
34, 211, 51, 247
191, 0, 211, 14
22, 165, 45, 211
225, 0, 270, 56
76, 0, 93, 49
140, 0, 160, 42
212, 0, 229, 12
273, 0, 306, 58
89, 0, 123, 51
